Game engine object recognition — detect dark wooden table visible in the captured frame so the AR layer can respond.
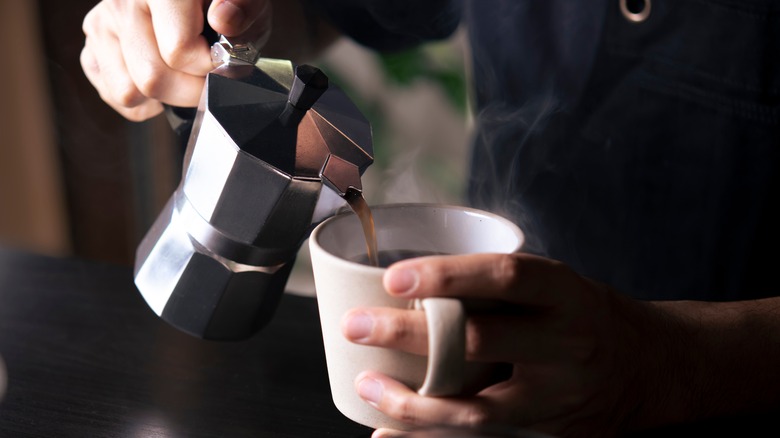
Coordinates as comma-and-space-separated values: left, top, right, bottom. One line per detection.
0, 247, 372, 437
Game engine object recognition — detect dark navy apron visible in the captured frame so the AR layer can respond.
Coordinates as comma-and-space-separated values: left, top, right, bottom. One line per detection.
466, 0, 780, 301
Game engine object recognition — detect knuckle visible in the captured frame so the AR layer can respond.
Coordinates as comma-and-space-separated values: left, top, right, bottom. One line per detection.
82, 9, 97, 35
458, 404, 491, 427
79, 49, 97, 75
464, 320, 487, 357
123, 107, 152, 122
121, 102, 162, 122
104, 0, 125, 27
387, 314, 414, 344
387, 397, 421, 424
113, 83, 144, 108
159, 39, 194, 70
423, 261, 456, 292
134, 67, 166, 99
492, 254, 521, 290
106, 0, 123, 15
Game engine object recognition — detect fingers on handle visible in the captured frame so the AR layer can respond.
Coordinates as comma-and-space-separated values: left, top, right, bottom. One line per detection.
342, 306, 544, 363
207, 0, 272, 46
118, 5, 207, 108
81, 37, 163, 121
82, 0, 205, 118
342, 308, 430, 356
148, 0, 213, 74
82, 5, 147, 111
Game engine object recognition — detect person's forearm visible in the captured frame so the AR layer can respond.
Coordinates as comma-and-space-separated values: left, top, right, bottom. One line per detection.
634, 297, 780, 430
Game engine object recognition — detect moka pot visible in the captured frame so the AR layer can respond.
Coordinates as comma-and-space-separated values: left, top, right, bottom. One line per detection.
134, 36, 373, 340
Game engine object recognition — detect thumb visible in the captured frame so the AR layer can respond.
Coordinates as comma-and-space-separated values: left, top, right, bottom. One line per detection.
207, 0, 272, 46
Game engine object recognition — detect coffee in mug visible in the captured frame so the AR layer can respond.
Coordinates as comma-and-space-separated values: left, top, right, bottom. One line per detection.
349, 249, 449, 267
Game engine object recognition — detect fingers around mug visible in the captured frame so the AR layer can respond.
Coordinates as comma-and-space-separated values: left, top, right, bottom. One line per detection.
385, 253, 578, 308
418, 298, 465, 397
355, 370, 501, 429
148, 0, 214, 75
464, 313, 594, 364
342, 305, 566, 364
357, 370, 540, 430
342, 307, 429, 356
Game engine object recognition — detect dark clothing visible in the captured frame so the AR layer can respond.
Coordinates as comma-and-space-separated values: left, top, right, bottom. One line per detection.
309, 0, 462, 52
328, 0, 780, 301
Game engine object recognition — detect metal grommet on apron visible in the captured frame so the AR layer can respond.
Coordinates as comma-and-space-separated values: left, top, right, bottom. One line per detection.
620, 0, 651, 23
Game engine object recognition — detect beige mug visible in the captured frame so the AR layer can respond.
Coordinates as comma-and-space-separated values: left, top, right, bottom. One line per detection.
309, 204, 524, 430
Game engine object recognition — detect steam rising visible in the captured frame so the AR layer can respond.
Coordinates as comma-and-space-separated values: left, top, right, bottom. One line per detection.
469, 94, 562, 258
377, 147, 449, 204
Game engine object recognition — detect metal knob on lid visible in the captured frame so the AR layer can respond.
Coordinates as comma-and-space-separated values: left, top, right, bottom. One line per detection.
134, 36, 373, 340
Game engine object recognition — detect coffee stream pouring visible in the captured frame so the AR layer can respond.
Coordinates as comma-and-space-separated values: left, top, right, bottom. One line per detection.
134, 35, 373, 340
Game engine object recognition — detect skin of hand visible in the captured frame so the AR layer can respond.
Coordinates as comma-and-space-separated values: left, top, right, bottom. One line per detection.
341, 252, 780, 437
81, 0, 339, 121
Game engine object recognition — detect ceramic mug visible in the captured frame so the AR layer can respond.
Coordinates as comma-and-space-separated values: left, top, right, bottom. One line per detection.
309, 204, 524, 430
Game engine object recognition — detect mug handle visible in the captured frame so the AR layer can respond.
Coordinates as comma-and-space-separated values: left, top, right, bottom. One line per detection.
417, 298, 466, 396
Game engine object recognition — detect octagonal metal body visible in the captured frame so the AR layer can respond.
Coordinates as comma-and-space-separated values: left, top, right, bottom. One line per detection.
134, 55, 372, 340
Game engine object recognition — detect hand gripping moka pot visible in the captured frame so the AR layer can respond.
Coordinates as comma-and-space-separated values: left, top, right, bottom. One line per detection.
134, 36, 373, 340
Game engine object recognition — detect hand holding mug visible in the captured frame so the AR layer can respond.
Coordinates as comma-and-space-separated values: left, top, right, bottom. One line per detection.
348, 252, 674, 437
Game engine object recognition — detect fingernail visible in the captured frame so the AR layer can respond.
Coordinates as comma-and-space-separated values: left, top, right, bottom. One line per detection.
343, 312, 373, 341
212, 1, 247, 31
384, 268, 419, 295
357, 377, 383, 406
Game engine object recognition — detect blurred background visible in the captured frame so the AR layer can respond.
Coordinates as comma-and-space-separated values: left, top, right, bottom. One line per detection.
0, 1, 471, 294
